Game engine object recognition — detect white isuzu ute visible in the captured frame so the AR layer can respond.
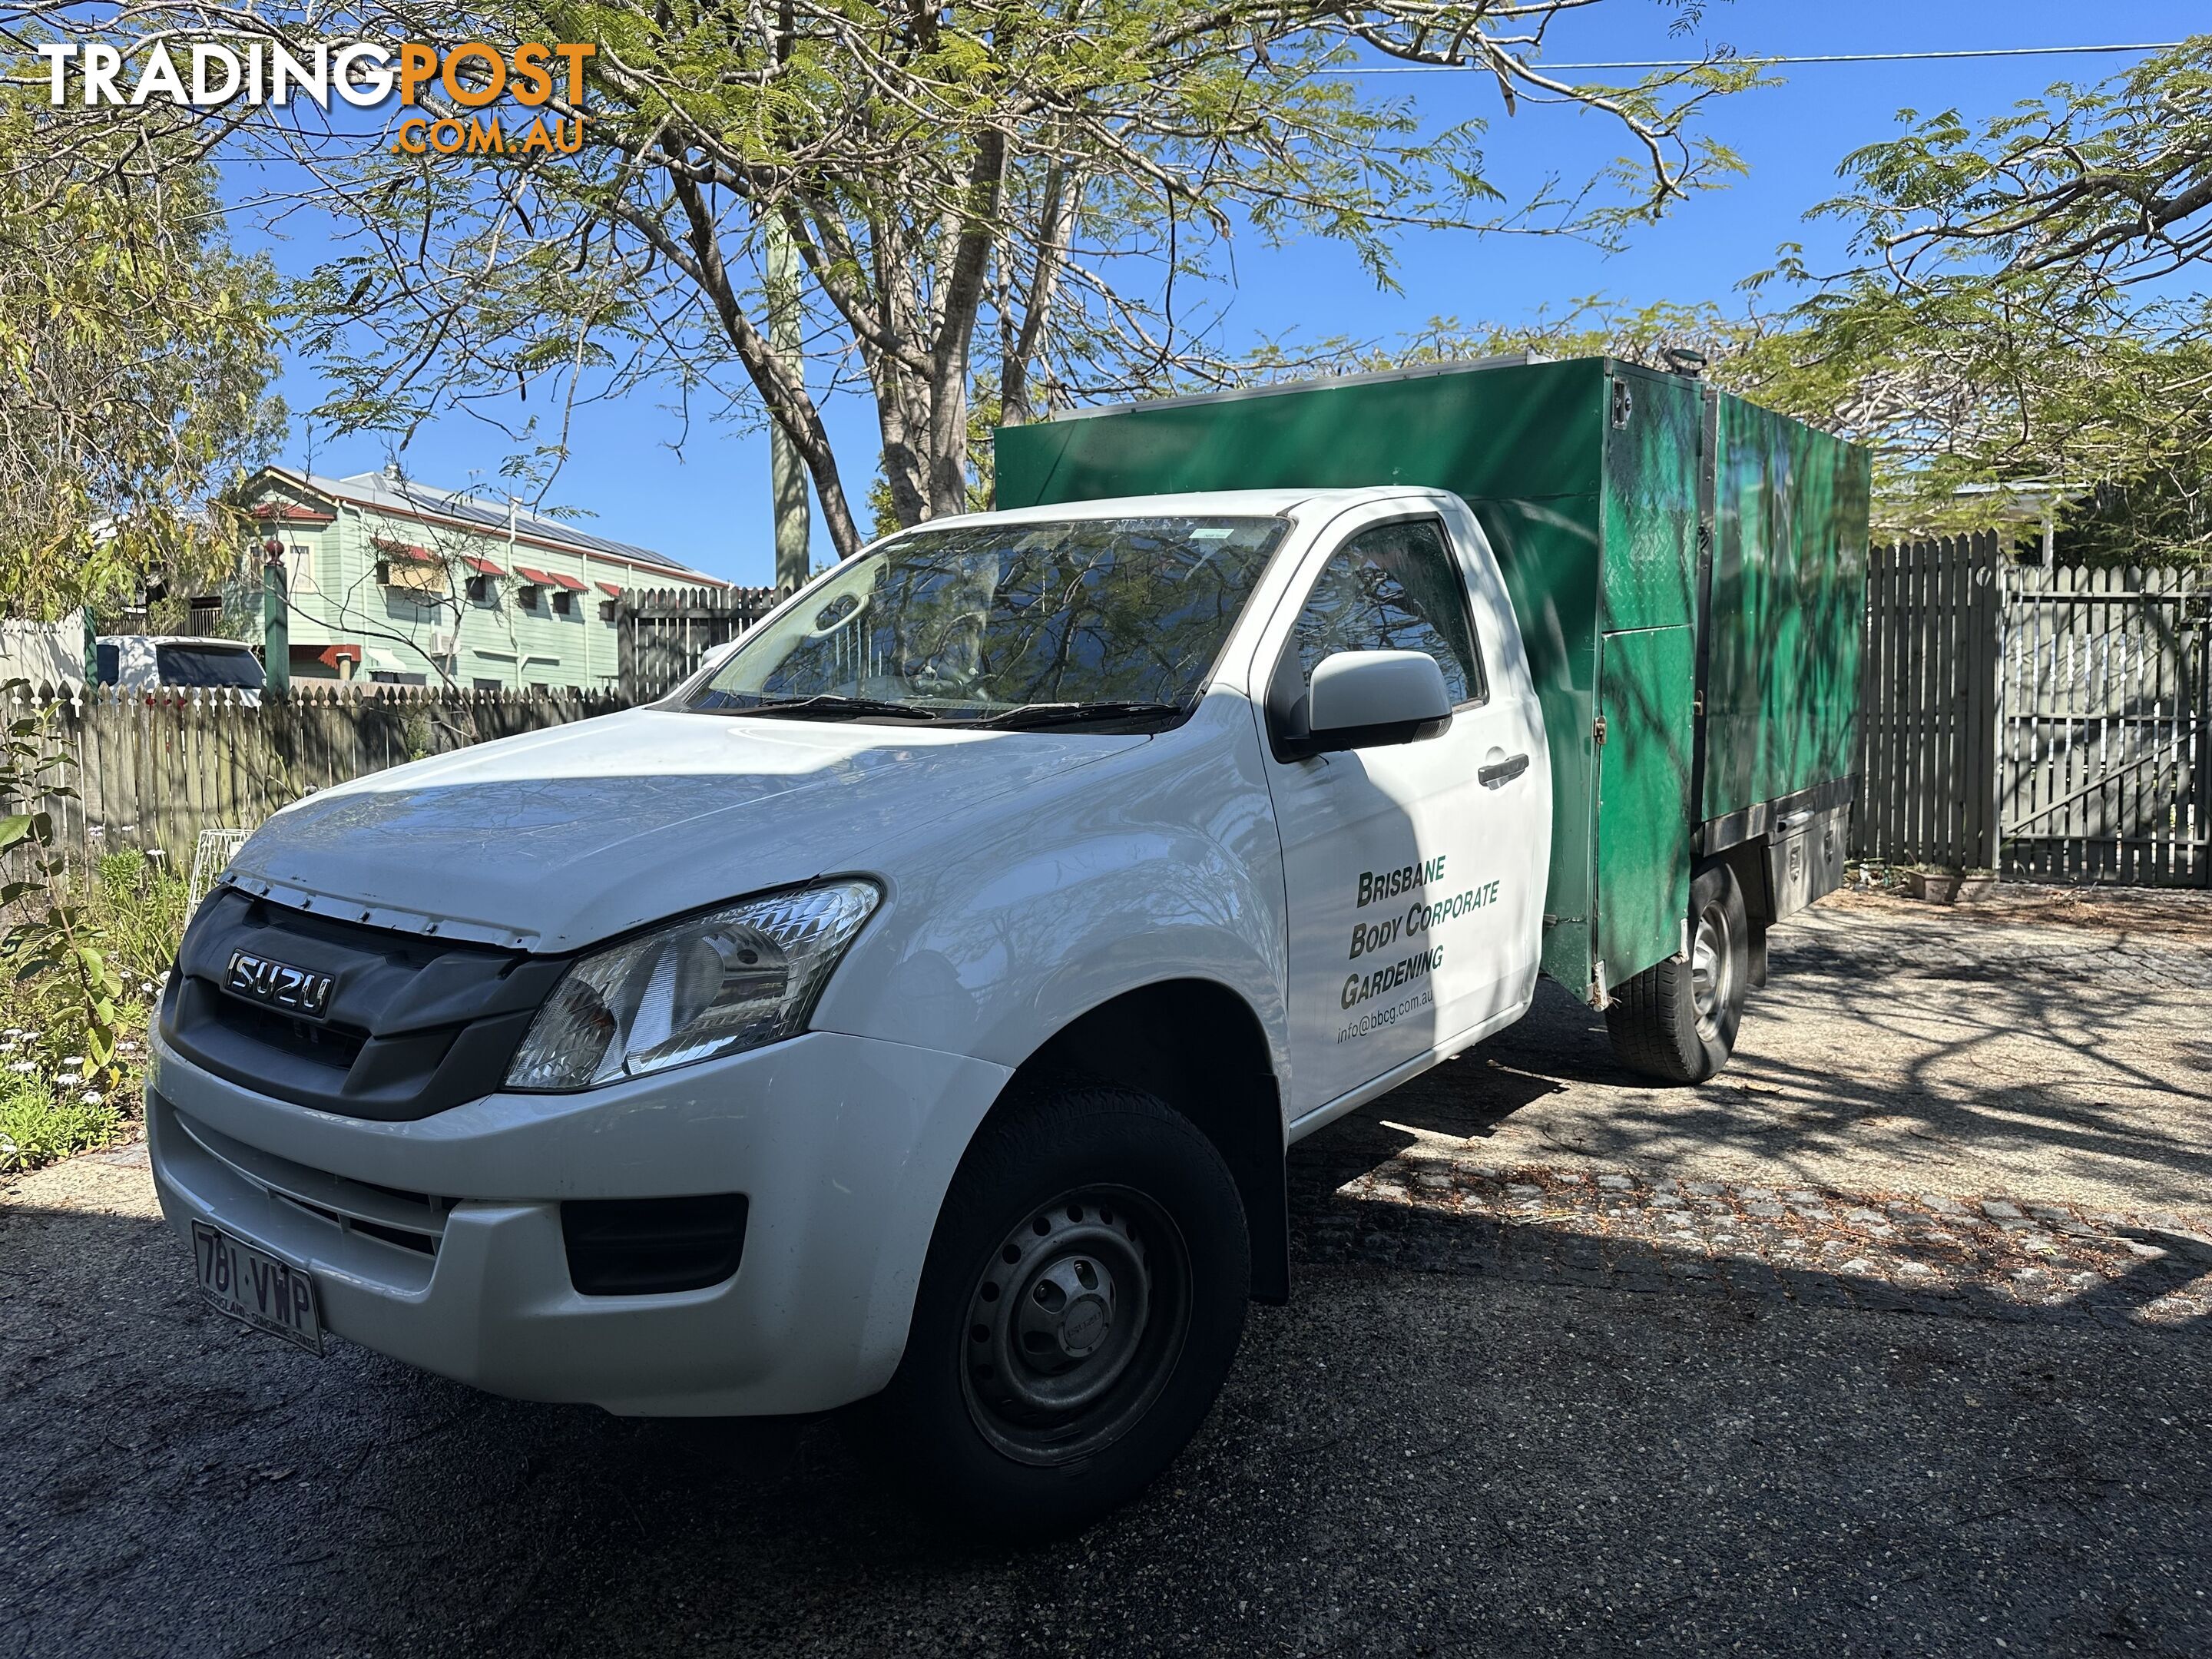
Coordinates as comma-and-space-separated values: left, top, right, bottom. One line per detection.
150, 486, 1563, 1527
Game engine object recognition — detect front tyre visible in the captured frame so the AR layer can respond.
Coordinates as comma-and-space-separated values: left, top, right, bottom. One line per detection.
1605, 859, 1751, 1084
862, 1084, 1250, 1536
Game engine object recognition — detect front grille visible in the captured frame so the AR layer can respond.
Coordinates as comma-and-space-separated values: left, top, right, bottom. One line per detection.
203, 995, 369, 1071
167, 1098, 452, 1260
163, 886, 569, 1121
561, 1194, 750, 1296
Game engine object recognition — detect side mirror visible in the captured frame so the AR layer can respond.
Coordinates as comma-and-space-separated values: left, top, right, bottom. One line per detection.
1278, 649, 1452, 759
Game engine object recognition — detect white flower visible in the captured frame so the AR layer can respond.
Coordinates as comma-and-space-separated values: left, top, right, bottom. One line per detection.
8, 1061, 35, 1074
61, 1055, 82, 1067
79, 1091, 104, 1106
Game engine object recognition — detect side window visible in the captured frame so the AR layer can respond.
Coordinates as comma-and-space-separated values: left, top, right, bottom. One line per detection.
1286, 519, 1485, 705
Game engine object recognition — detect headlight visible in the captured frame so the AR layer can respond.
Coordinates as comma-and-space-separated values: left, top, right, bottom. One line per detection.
505, 880, 880, 1091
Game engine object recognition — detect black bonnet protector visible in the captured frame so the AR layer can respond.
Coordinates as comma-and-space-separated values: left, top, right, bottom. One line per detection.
162, 886, 570, 1121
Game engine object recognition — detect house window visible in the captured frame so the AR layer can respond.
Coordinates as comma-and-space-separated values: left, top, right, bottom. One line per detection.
529, 681, 550, 694
376, 552, 446, 596
285, 544, 318, 596
473, 677, 503, 692
598, 600, 617, 624
517, 584, 542, 610
466, 575, 493, 604
551, 589, 574, 617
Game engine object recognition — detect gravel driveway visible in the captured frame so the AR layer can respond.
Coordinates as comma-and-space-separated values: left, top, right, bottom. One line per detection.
4, 886, 2208, 1658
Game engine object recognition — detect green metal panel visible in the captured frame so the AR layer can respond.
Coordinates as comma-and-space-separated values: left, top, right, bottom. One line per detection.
1595, 626, 1697, 981
1600, 368, 1700, 633
1467, 495, 1601, 989
1701, 401, 1871, 820
993, 356, 1869, 999
996, 357, 1606, 511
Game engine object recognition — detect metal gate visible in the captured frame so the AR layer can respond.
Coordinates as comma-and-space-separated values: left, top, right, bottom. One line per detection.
1999, 563, 2209, 886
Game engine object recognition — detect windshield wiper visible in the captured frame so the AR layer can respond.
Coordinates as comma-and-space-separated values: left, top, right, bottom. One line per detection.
973, 700, 1184, 730
734, 694, 941, 722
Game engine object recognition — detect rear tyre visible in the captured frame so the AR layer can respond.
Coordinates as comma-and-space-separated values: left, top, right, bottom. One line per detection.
1605, 860, 1750, 1084
859, 1084, 1250, 1537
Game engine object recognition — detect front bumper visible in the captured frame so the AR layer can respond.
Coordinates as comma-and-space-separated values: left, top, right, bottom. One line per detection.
147, 1028, 1012, 1416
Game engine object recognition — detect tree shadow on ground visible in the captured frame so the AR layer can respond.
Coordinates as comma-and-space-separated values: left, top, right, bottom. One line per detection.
1353, 918, 2212, 1210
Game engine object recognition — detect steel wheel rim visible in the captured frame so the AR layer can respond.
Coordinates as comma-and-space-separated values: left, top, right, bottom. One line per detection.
959, 1184, 1191, 1468
1690, 899, 1734, 1043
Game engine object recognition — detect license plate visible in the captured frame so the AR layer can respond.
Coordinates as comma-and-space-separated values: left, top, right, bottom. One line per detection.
190, 1221, 323, 1355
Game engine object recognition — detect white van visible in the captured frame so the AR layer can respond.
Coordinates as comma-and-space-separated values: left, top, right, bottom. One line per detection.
99, 635, 265, 701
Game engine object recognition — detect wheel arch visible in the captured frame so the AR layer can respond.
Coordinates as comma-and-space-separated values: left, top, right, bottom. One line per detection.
985, 978, 1290, 1305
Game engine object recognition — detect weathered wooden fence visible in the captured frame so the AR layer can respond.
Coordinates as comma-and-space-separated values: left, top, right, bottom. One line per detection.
1853, 535, 2006, 871
1854, 541, 2210, 886
9, 684, 628, 870
2000, 562, 2207, 886
618, 586, 773, 702
0, 586, 780, 875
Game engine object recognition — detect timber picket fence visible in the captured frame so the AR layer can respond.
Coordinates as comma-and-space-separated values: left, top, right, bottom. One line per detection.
1853, 535, 2007, 873
0, 584, 778, 875
6, 683, 628, 871
618, 585, 775, 702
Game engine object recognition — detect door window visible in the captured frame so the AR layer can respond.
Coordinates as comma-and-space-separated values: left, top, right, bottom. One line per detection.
1285, 519, 1485, 706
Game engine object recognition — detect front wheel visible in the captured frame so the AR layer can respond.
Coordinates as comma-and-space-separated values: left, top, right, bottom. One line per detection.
858, 1085, 1250, 1536
1605, 859, 1751, 1084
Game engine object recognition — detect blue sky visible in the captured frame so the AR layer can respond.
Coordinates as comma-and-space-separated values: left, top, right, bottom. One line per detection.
232, 4, 2205, 587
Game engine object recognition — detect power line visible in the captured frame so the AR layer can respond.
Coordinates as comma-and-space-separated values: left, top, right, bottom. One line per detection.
1323, 41, 2190, 75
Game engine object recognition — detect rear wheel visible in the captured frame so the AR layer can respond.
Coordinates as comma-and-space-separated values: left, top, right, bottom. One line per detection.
1605, 860, 1750, 1084
859, 1084, 1249, 1536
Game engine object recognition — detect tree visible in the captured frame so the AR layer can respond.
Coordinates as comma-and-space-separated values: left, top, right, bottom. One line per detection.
246, 0, 1757, 558
0, 57, 284, 618
1734, 37, 2212, 557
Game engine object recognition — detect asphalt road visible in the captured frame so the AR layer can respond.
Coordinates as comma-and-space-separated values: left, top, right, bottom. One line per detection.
5, 889, 2210, 1657
5, 1141, 2209, 1657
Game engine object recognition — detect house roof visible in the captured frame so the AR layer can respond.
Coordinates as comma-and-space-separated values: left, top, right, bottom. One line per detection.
249, 465, 730, 589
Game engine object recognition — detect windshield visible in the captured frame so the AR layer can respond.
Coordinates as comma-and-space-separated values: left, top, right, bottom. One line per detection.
155, 644, 263, 689
687, 515, 1289, 723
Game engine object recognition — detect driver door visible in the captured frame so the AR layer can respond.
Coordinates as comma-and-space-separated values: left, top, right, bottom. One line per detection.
1257, 507, 1545, 1119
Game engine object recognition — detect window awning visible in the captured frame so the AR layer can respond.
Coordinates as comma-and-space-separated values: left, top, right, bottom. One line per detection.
514, 566, 554, 587
459, 555, 505, 576
541, 570, 588, 591
595, 581, 623, 598
374, 538, 439, 565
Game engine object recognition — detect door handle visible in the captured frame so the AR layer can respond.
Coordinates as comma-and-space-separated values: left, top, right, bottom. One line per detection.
1479, 753, 1530, 788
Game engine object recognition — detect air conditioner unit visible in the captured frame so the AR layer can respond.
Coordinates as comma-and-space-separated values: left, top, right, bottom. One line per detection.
428, 629, 459, 657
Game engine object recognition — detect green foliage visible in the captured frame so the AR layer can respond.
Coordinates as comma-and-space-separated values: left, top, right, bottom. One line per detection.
0, 687, 123, 1075
0, 52, 285, 618
1733, 38, 2212, 558
276, 0, 1751, 557
1309, 40, 2212, 561
0, 839, 179, 1174
0, 1071, 123, 1174
91, 850, 190, 989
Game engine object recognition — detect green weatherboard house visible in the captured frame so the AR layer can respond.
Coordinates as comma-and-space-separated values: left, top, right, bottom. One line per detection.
236, 464, 735, 690
995, 354, 1871, 1002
